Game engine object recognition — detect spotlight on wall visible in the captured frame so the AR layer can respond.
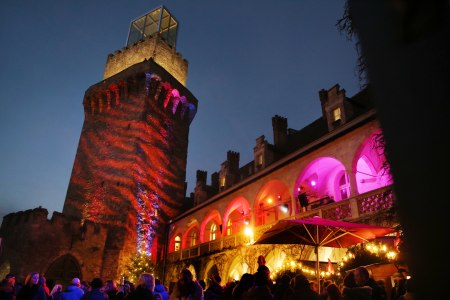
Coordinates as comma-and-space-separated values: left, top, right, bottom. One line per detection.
280, 204, 289, 213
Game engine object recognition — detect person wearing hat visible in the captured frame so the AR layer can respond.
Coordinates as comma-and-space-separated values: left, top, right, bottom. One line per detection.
62, 277, 84, 300
204, 275, 224, 300
0, 273, 16, 300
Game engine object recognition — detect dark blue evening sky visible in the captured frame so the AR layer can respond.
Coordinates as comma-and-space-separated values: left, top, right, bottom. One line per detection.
0, 0, 359, 219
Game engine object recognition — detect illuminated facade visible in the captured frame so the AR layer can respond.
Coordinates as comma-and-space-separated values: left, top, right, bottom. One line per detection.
0, 6, 399, 287
163, 85, 399, 285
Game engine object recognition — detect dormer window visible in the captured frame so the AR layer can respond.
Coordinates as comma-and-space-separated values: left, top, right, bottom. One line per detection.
332, 107, 342, 122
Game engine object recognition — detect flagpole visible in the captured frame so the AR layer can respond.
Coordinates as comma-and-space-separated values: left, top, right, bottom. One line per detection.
315, 220, 320, 294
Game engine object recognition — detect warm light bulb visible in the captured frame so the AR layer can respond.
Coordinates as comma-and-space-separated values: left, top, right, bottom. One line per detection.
244, 226, 253, 236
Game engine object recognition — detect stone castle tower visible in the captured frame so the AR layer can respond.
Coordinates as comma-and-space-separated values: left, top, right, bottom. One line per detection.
62, 5, 198, 278
0, 6, 198, 282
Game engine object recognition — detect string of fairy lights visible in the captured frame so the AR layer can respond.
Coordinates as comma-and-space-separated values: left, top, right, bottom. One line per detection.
338, 240, 398, 270
120, 239, 399, 284
271, 239, 399, 281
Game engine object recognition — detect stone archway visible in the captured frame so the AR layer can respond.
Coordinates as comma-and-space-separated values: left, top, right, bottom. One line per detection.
205, 264, 220, 288
45, 254, 81, 286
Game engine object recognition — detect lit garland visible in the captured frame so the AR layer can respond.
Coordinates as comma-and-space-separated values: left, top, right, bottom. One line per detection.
271, 261, 335, 281
338, 240, 398, 272
136, 181, 159, 256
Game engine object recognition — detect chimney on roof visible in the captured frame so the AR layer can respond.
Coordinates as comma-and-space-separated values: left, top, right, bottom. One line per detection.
272, 115, 288, 150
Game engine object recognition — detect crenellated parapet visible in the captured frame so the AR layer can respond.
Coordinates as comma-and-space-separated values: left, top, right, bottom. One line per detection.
1, 207, 107, 239
0, 207, 110, 282
1, 206, 49, 226
83, 65, 197, 125
103, 33, 188, 85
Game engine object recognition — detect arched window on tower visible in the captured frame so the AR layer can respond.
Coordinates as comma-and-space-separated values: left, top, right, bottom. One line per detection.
174, 235, 181, 251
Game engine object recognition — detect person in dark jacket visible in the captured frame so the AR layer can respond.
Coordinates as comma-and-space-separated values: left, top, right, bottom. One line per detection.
169, 269, 203, 300
16, 272, 47, 300
0, 273, 16, 300
204, 275, 224, 300
62, 278, 84, 300
354, 267, 386, 300
124, 274, 154, 300
288, 274, 319, 300
390, 273, 406, 300
81, 278, 108, 300
153, 279, 168, 300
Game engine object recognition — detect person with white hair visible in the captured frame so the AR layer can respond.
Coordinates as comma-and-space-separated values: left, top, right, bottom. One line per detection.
124, 273, 155, 300
62, 277, 84, 300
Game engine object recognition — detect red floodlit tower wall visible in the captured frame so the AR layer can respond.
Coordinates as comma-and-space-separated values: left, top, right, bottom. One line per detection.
63, 59, 197, 278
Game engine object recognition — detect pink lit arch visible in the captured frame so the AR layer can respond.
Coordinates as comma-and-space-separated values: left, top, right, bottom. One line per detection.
254, 180, 291, 226
200, 209, 222, 243
182, 222, 200, 249
223, 196, 251, 236
353, 129, 393, 194
295, 157, 348, 202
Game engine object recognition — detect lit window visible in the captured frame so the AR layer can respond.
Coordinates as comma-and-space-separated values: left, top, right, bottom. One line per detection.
210, 223, 217, 241
220, 177, 226, 188
333, 107, 341, 122
174, 235, 181, 251
190, 231, 197, 247
227, 219, 232, 235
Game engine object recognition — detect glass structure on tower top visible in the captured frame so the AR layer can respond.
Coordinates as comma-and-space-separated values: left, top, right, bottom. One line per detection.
126, 5, 178, 49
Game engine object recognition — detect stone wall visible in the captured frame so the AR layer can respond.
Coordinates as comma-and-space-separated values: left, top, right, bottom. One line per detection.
0, 207, 108, 283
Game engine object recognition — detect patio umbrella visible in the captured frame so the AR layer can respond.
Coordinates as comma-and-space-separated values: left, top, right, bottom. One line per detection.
253, 216, 395, 293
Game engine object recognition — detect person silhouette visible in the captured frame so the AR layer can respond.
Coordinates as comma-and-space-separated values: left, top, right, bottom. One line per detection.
297, 187, 309, 212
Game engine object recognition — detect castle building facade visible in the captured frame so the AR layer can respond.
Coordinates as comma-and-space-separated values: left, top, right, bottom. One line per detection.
162, 84, 398, 286
0, 6, 399, 286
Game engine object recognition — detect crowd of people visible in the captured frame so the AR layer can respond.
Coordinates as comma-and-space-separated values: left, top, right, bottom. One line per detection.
0, 273, 166, 300
0, 262, 415, 300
